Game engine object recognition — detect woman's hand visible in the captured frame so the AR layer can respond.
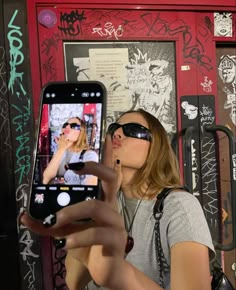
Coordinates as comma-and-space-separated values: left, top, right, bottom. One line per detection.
55, 133, 74, 151
21, 135, 127, 288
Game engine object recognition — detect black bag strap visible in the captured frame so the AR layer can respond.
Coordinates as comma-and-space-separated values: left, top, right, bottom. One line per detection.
153, 185, 188, 288
153, 185, 188, 217
153, 187, 235, 290
79, 149, 86, 161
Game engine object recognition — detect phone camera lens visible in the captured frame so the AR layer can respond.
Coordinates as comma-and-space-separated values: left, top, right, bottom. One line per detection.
82, 92, 89, 97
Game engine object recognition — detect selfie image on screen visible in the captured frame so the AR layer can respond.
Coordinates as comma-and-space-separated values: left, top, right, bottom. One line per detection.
34, 103, 102, 186
29, 82, 105, 220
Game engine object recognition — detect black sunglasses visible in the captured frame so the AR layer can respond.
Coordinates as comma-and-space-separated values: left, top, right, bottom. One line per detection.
62, 122, 81, 130
108, 122, 152, 141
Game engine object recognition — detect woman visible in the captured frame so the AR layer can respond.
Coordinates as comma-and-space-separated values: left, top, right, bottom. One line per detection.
22, 109, 215, 290
43, 116, 98, 185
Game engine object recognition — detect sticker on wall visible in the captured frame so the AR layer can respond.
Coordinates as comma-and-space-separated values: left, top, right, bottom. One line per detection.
64, 42, 177, 137
181, 101, 198, 120
233, 154, 236, 181
218, 55, 236, 125
38, 9, 57, 28
214, 12, 232, 37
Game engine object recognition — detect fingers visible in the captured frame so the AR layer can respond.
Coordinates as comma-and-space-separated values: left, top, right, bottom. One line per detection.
21, 199, 124, 236
102, 134, 113, 168
20, 211, 93, 237
56, 199, 124, 230
68, 161, 117, 185
102, 159, 122, 206
57, 134, 73, 149
64, 226, 127, 253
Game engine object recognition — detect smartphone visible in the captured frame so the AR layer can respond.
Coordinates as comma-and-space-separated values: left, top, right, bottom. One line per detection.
28, 81, 106, 220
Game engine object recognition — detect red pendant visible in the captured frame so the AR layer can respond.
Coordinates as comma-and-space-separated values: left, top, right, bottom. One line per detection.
125, 236, 134, 254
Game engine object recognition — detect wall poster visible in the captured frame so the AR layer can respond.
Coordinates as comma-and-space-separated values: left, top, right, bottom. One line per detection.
64, 42, 177, 138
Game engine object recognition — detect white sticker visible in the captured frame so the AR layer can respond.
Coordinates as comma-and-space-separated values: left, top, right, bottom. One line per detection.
181, 65, 190, 71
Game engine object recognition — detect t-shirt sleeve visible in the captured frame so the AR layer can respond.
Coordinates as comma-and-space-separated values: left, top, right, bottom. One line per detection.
163, 191, 215, 261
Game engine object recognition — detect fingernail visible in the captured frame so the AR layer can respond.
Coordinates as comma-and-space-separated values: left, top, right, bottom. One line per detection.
54, 238, 66, 249
43, 214, 57, 227
116, 159, 120, 164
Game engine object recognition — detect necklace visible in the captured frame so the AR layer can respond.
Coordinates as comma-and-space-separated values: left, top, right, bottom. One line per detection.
120, 184, 151, 255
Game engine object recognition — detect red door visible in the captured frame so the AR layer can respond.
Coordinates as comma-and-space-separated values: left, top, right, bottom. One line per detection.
27, 3, 236, 289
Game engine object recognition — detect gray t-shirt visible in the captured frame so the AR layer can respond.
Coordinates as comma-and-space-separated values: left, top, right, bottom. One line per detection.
86, 191, 215, 290
57, 150, 98, 185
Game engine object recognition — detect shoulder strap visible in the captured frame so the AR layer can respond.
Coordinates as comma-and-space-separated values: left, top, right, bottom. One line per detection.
153, 185, 188, 216
153, 185, 190, 288
79, 149, 87, 161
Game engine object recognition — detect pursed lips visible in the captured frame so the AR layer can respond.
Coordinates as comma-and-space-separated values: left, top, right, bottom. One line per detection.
112, 138, 122, 148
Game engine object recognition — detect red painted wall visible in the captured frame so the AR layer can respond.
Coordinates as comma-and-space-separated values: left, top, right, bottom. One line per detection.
26, 1, 236, 288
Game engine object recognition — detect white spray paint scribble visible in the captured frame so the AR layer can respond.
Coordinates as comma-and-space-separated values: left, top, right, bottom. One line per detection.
92, 22, 123, 40
200, 76, 213, 92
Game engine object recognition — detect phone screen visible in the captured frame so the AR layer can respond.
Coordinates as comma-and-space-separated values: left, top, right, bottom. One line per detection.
29, 81, 106, 220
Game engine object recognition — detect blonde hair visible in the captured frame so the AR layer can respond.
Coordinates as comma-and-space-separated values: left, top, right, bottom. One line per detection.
70, 117, 89, 152
118, 109, 182, 198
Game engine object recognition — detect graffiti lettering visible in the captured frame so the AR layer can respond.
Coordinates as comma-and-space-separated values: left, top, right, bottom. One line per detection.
43, 56, 57, 81
7, 10, 26, 95
140, 12, 213, 71
0, 98, 11, 149
200, 104, 215, 132
12, 101, 31, 184
201, 136, 219, 239
24, 260, 36, 290
183, 34, 212, 72
0, 47, 11, 149
58, 9, 86, 36
0, 47, 7, 95
16, 183, 29, 210
41, 33, 61, 55
19, 228, 38, 290
8, 11, 38, 290
19, 229, 39, 263
201, 76, 213, 92
92, 22, 123, 40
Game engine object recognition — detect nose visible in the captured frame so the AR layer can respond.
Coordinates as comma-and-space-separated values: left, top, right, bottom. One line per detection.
113, 127, 124, 140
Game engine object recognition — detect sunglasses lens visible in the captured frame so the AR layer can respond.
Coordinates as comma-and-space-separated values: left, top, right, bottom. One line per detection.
108, 122, 151, 141
70, 123, 81, 130
62, 122, 80, 130
62, 122, 68, 128
123, 123, 152, 141
108, 123, 120, 136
